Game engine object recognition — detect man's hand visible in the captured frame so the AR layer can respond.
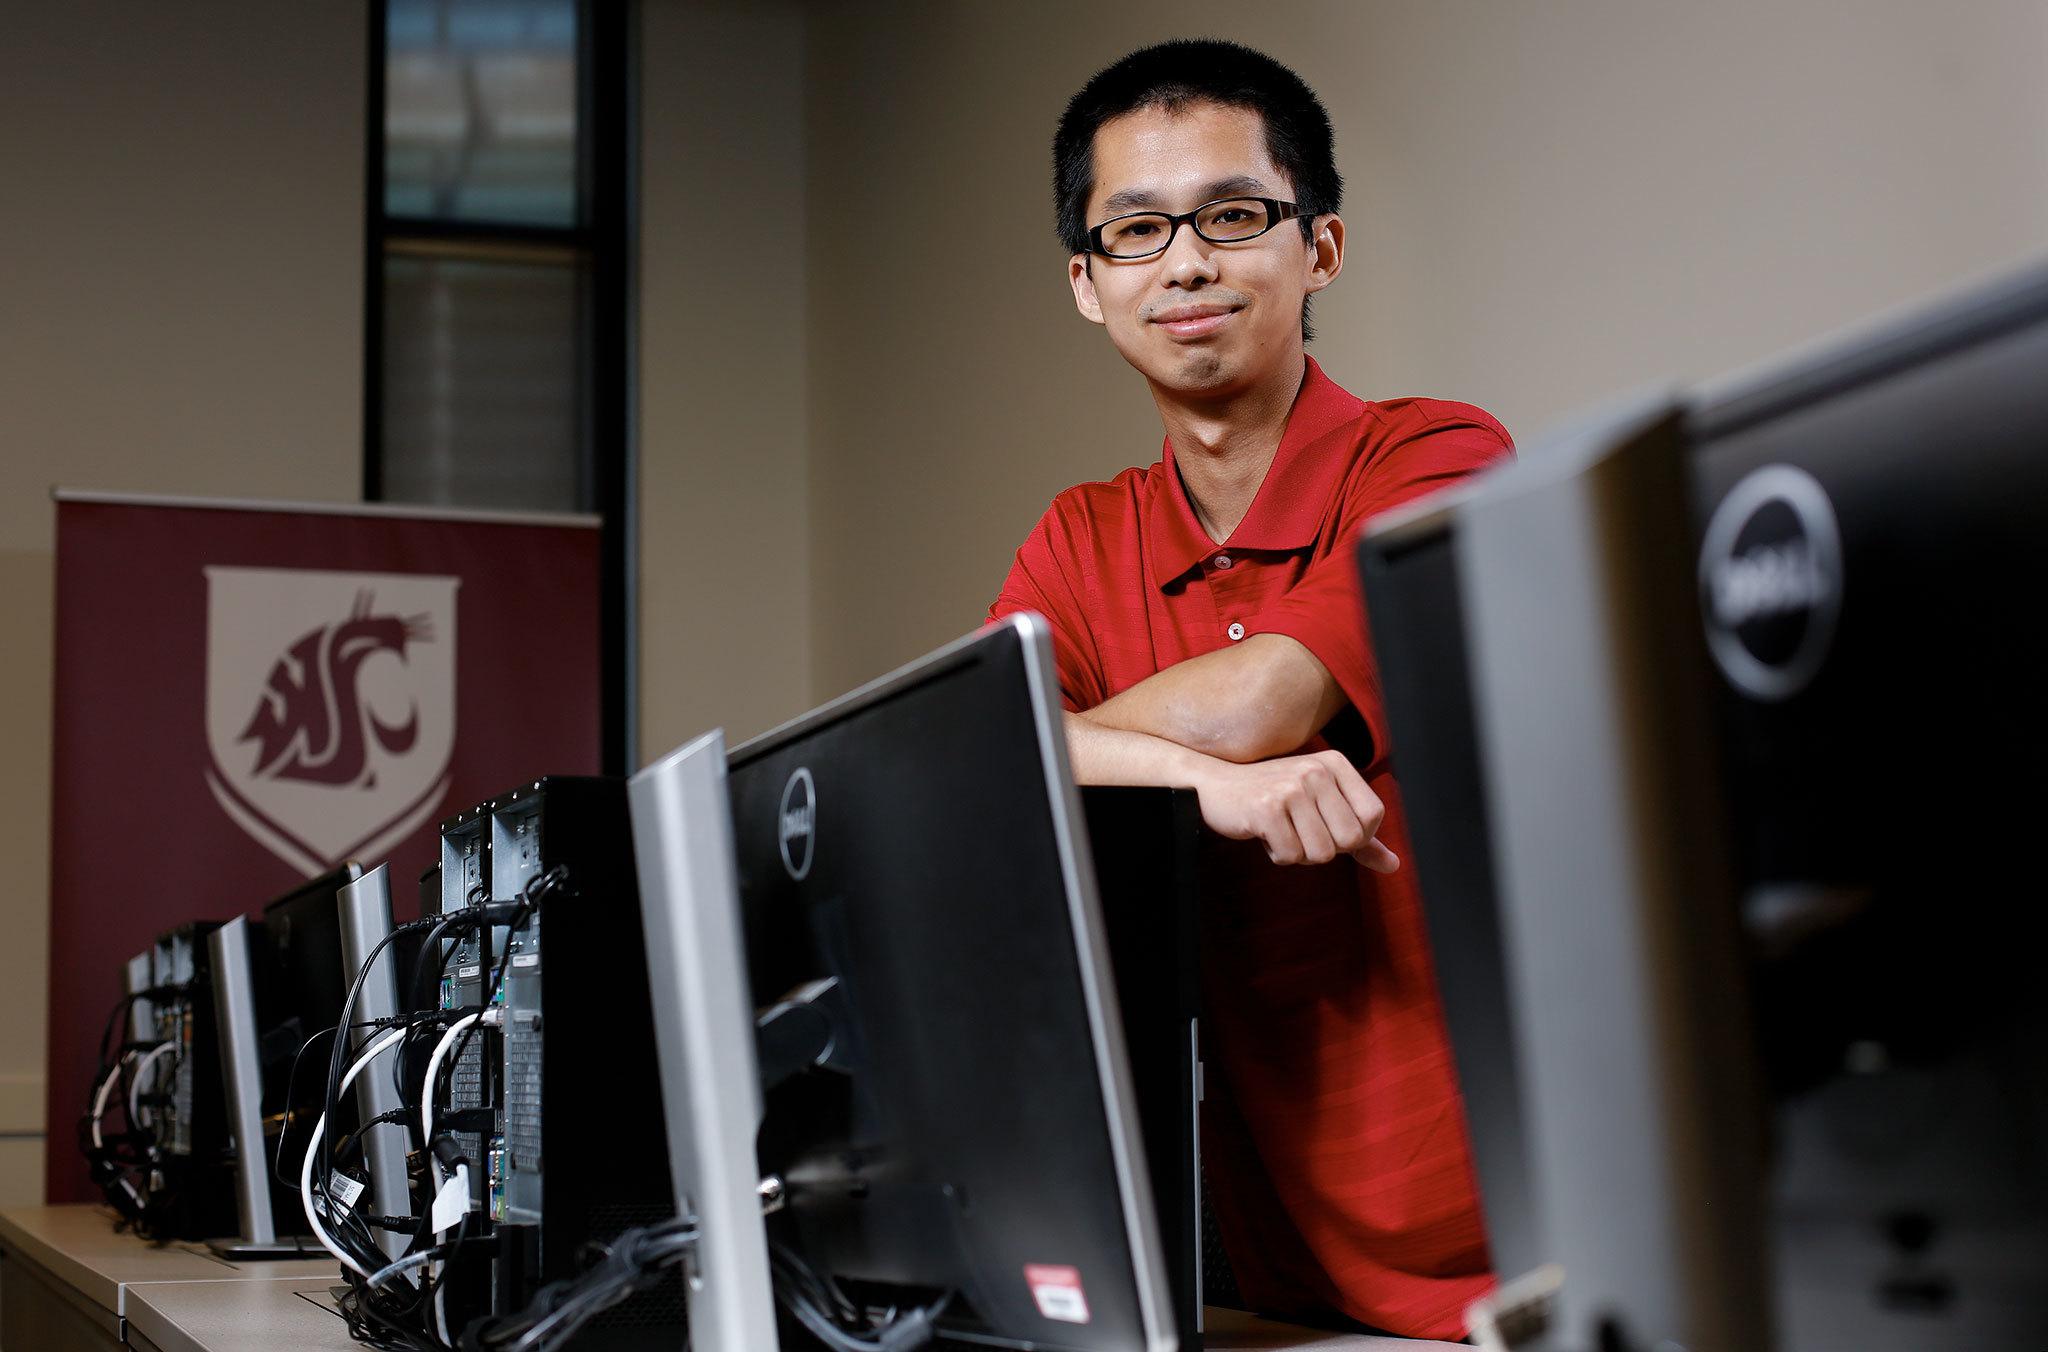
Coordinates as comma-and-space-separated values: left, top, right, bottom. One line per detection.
1188, 749, 1400, 872
1064, 714, 1398, 872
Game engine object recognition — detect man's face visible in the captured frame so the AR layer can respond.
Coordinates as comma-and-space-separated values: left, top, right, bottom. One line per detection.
1069, 101, 1342, 397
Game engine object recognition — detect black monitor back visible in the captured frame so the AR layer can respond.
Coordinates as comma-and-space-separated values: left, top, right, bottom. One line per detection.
1360, 261, 2048, 1346
1687, 267, 2048, 1345
255, 863, 359, 1225
727, 620, 1170, 1351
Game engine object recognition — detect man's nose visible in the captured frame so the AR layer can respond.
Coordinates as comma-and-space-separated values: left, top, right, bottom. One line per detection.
1162, 221, 1219, 288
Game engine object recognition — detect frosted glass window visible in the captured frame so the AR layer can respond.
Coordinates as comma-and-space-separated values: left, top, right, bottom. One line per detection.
380, 254, 588, 512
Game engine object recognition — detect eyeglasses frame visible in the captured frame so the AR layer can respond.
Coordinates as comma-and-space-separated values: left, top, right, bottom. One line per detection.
1085, 196, 1307, 261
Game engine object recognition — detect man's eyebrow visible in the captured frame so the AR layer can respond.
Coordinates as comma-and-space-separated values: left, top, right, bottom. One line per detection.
1097, 174, 1273, 217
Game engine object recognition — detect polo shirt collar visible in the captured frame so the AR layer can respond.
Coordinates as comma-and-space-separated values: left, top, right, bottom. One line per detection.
1148, 355, 1367, 588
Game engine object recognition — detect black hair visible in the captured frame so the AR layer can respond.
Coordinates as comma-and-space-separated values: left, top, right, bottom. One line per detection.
1052, 40, 1341, 339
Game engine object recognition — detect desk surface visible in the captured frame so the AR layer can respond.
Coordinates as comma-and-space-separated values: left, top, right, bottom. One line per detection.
123, 1276, 353, 1352
116, 1281, 1466, 1352
2, 1203, 1462, 1350
1203, 1308, 1465, 1350
0, 1204, 336, 1316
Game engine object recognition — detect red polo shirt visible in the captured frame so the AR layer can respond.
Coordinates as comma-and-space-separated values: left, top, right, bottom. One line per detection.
987, 357, 1512, 1339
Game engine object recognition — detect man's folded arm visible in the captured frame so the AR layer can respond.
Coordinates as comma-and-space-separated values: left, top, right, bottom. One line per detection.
1074, 633, 1345, 764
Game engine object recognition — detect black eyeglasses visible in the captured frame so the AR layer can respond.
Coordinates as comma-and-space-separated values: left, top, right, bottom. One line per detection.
1087, 197, 1305, 260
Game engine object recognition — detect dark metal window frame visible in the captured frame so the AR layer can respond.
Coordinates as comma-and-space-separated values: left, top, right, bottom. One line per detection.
363, 0, 635, 776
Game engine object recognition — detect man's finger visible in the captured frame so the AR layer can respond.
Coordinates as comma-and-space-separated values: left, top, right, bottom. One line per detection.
1259, 808, 1307, 866
1308, 770, 1369, 854
1286, 794, 1339, 865
1357, 837, 1401, 874
1317, 751, 1385, 832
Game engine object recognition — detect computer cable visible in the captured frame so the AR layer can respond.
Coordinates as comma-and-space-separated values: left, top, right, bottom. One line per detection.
95, 983, 179, 1071
80, 1054, 153, 1224
453, 1213, 701, 1352
768, 1240, 947, 1352
126, 1041, 176, 1129
420, 1010, 486, 1241
300, 1024, 412, 1278
430, 866, 568, 1130
318, 914, 472, 1276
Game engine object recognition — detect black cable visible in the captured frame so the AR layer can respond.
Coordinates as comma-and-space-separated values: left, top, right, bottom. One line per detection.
272, 1026, 338, 1189
330, 872, 561, 1348
395, 915, 462, 1110
767, 1243, 947, 1352
96, 984, 179, 1071
456, 1214, 699, 1352
317, 918, 448, 1278
427, 868, 567, 1148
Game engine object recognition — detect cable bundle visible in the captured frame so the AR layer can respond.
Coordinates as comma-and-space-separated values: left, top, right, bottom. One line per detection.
301, 867, 567, 1349
78, 984, 182, 1233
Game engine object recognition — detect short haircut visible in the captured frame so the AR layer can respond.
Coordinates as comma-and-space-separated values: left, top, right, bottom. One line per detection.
1052, 39, 1342, 339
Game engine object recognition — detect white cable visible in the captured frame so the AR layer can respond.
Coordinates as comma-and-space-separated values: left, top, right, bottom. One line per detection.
298, 1026, 409, 1279
89, 1057, 129, 1149
421, 1012, 484, 1226
128, 1042, 175, 1128
422, 1008, 485, 1344
363, 1246, 438, 1291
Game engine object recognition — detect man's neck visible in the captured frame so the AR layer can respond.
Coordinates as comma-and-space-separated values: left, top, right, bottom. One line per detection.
1151, 352, 1307, 543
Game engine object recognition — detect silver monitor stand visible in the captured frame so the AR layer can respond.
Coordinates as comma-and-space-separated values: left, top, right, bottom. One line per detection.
629, 729, 780, 1352
207, 916, 316, 1258
337, 864, 412, 1261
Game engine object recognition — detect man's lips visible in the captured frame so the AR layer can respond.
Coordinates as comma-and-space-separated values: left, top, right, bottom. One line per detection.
1148, 304, 1239, 339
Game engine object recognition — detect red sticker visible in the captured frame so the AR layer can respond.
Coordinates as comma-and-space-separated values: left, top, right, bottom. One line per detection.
1024, 1264, 1091, 1324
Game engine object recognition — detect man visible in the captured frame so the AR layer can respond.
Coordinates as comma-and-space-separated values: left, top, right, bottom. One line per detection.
987, 40, 1513, 1340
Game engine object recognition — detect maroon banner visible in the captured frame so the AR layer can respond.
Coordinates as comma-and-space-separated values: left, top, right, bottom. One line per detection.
45, 494, 602, 1202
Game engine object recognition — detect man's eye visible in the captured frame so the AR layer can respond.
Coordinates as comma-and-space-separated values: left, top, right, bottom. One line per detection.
1120, 221, 1159, 237
1211, 209, 1251, 225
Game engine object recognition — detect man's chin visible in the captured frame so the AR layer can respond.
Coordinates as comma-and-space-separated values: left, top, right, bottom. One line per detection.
1152, 347, 1238, 395
1109, 335, 1219, 386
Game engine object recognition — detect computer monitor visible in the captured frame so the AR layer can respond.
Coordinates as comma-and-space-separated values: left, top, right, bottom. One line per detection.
209, 863, 361, 1257
1357, 260, 2048, 1350
630, 729, 779, 1352
633, 616, 1177, 1351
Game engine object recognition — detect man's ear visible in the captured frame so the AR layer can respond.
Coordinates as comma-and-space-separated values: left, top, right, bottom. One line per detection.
1069, 254, 1106, 325
1305, 213, 1345, 295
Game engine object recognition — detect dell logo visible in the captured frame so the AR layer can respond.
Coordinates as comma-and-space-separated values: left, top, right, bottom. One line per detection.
778, 767, 816, 881
1699, 464, 1843, 702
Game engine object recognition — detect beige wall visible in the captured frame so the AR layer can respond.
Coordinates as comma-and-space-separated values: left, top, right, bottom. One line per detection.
636, 0, 814, 761
801, 0, 2048, 695
0, 4, 366, 1202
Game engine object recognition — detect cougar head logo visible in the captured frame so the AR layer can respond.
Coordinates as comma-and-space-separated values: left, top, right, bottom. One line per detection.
238, 590, 433, 788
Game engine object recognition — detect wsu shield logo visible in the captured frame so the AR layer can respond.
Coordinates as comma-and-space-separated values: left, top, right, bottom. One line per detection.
202, 566, 459, 875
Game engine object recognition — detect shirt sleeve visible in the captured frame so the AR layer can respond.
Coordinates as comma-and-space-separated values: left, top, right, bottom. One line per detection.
1242, 407, 1512, 771
987, 502, 1108, 712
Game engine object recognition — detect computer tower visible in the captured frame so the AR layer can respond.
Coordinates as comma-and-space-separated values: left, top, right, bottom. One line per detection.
448, 776, 686, 1350
147, 921, 240, 1241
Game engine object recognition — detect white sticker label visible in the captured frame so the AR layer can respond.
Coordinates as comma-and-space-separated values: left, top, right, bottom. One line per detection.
328, 1173, 365, 1213
511, 954, 539, 968
457, 965, 482, 980
431, 1167, 472, 1232
1025, 1264, 1090, 1325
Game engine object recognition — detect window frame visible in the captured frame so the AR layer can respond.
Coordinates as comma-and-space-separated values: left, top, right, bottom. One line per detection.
362, 0, 635, 776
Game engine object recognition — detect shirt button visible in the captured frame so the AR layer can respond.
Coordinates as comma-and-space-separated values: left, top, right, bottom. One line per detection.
1227, 622, 1245, 641
1213, 553, 1233, 570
